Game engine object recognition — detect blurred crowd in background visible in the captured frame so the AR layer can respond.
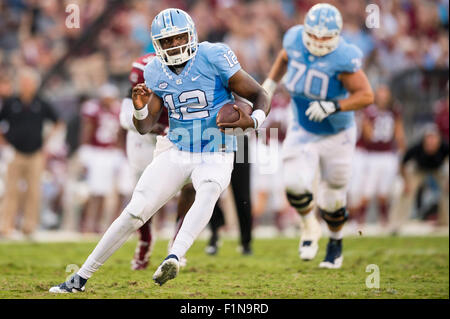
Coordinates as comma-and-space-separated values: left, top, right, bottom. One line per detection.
0, 0, 448, 240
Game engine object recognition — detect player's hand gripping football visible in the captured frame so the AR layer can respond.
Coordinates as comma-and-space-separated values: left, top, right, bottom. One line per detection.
217, 105, 255, 134
132, 83, 152, 110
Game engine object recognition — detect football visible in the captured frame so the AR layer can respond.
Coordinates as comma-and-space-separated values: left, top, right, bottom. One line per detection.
216, 99, 253, 124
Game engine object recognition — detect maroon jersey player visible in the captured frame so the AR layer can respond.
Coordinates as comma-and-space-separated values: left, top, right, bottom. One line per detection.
356, 85, 406, 226
79, 84, 124, 233
347, 110, 369, 222
127, 53, 169, 133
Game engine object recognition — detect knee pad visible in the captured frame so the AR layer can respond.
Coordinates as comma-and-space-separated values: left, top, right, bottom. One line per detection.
284, 178, 313, 198
319, 207, 349, 228
198, 181, 222, 199
286, 192, 314, 214
115, 209, 144, 231
317, 183, 347, 212
124, 188, 162, 222
124, 189, 148, 218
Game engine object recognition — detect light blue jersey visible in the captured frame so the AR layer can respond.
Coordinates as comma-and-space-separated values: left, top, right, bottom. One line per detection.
283, 25, 363, 135
144, 42, 241, 152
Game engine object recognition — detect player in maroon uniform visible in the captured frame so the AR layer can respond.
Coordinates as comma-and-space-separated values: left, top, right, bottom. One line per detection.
356, 85, 406, 227
78, 83, 124, 233
433, 83, 449, 144
120, 52, 194, 270
347, 110, 369, 225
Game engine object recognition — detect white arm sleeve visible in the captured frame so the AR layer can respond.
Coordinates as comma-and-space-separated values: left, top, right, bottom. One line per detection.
120, 97, 138, 132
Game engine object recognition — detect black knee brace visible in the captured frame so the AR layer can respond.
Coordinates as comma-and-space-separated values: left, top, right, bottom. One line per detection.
319, 207, 348, 228
286, 192, 313, 213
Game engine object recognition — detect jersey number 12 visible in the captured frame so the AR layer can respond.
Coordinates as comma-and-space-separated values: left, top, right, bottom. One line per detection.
164, 89, 210, 120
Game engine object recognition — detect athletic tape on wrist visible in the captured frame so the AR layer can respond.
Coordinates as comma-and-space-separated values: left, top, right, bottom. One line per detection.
251, 109, 266, 129
334, 100, 341, 112
133, 105, 148, 120
251, 116, 258, 129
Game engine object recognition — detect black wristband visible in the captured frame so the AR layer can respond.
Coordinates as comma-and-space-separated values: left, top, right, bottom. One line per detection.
333, 100, 341, 112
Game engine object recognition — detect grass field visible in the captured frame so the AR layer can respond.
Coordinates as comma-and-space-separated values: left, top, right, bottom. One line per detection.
0, 236, 448, 299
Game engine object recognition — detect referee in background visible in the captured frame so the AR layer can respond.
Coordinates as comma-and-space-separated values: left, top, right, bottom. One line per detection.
0, 68, 62, 239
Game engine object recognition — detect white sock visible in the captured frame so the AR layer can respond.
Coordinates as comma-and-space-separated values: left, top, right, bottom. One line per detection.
329, 229, 343, 240
77, 211, 143, 279
169, 182, 222, 259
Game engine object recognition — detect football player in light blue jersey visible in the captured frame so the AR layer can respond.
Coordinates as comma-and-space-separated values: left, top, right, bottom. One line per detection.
142, 40, 238, 152
49, 8, 269, 293
262, 3, 374, 268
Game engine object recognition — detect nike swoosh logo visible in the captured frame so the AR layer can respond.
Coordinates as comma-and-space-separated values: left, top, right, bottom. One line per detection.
191, 75, 201, 81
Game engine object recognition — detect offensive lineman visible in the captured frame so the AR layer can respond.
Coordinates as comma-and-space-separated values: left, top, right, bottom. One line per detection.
262, 4, 374, 268
49, 8, 269, 292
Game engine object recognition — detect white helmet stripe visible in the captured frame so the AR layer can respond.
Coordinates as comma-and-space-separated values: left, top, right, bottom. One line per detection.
303, 3, 342, 56
151, 8, 198, 66
163, 11, 172, 28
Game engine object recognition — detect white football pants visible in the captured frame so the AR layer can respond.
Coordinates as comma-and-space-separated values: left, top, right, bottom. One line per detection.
77, 137, 234, 279
282, 123, 357, 212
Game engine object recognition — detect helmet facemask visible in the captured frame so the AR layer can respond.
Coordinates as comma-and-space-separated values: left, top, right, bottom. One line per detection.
152, 29, 197, 66
302, 3, 343, 57
302, 31, 340, 57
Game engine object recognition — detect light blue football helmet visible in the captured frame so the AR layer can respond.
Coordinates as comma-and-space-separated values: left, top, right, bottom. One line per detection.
151, 8, 198, 65
302, 3, 343, 56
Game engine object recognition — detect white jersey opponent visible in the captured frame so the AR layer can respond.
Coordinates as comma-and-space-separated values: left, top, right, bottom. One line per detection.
119, 53, 164, 195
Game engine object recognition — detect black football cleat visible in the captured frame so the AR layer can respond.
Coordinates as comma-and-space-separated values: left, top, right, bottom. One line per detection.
319, 238, 343, 269
49, 274, 87, 293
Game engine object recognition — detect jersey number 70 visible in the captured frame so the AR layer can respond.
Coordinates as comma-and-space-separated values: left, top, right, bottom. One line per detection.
285, 60, 329, 99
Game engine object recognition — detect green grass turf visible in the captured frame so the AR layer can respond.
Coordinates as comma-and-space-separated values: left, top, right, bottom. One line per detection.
0, 236, 448, 299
